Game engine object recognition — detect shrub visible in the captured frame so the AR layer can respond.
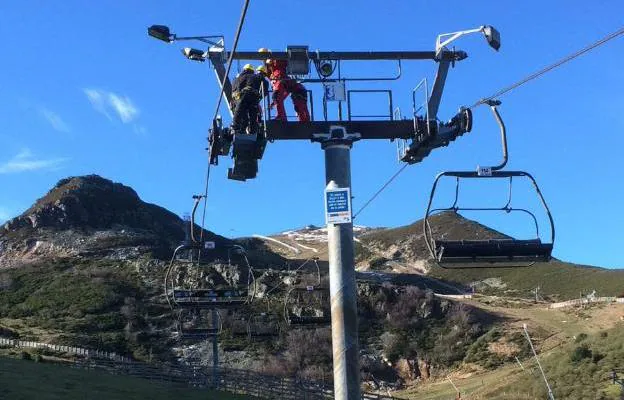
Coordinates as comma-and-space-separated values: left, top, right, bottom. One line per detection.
591, 352, 605, 363
380, 332, 405, 363
19, 351, 32, 361
570, 344, 592, 363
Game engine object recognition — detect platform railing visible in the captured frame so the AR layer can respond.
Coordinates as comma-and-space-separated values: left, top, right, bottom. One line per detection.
346, 89, 394, 121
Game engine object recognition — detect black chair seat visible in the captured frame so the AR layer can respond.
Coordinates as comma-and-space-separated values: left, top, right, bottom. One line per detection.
173, 289, 248, 307
179, 329, 219, 338
435, 239, 553, 263
251, 331, 278, 337
288, 316, 330, 326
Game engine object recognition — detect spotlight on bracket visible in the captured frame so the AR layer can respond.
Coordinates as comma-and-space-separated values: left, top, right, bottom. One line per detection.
182, 47, 206, 62
482, 25, 501, 51
148, 25, 174, 43
436, 25, 501, 56
318, 60, 334, 78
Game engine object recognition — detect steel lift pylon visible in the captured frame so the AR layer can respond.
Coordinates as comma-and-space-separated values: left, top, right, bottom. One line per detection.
148, 23, 503, 400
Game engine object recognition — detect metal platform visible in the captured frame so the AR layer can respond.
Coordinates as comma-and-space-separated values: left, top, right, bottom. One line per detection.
264, 120, 416, 141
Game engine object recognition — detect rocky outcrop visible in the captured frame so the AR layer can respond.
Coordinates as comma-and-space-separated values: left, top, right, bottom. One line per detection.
0, 175, 229, 267
5, 175, 183, 235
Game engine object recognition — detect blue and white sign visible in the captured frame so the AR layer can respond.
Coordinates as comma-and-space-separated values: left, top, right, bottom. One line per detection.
325, 186, 352, 224
323, 81, 346, 102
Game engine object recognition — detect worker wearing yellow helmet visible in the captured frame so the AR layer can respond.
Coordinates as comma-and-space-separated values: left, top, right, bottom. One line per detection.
258, 48, 273, 72
256, 65, 268, 76
230, 62, 269, 136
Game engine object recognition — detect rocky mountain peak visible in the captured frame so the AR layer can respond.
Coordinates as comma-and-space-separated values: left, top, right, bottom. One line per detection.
3, 175, 182, 237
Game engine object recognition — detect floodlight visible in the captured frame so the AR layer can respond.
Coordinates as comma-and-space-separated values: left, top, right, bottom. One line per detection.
182, 47, 206, 62
436, 25, 502, 56
148, 25, 174, 43
318, 61, 334, 78
482, 25, 501, 51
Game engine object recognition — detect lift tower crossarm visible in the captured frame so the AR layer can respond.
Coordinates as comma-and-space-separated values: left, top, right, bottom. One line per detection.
207, 48, 466, 119
207, 50, 466, 62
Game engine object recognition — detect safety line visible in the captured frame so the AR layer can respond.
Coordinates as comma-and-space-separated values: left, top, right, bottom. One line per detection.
199, 0, 252, 244
353, 163, 409, 219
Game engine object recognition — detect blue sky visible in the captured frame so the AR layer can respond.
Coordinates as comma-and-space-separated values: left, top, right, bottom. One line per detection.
1, 1, 623, 268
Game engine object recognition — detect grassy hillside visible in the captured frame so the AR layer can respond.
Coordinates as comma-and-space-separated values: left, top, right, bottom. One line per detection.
395, 301, 624, 399
0, 357, 248, 400
0, 258, 169, 361
431, 260, 624, 301
485, 322, 624, 399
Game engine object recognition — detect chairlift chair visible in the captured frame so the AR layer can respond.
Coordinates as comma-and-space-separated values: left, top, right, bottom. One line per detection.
283, 286, 331, 327
248, 312, 282, 340
175, 308, 222, 340
229, 315, 251, 339
288, 257, 322, 287
164, 233, 256, 309
423, 100, 555, 268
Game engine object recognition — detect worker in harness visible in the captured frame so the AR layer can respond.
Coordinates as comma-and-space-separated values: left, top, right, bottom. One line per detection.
231, 64, 268, 135
258, 48, 311, 122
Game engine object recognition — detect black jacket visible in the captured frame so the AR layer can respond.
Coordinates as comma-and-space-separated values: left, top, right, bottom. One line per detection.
232, 70, 268, 98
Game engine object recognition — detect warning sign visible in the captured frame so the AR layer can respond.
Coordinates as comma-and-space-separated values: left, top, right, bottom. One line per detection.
325, 187, 352, 224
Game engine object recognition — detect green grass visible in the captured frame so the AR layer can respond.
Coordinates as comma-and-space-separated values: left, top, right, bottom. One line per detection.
479, 323, 624, 399
0, 357, 249, 400
431, 260, 624, 300
397, 321, 624, 400
0, 258, 173, 360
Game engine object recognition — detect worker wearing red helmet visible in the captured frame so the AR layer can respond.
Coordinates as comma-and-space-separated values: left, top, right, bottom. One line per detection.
258, 48, 310, 122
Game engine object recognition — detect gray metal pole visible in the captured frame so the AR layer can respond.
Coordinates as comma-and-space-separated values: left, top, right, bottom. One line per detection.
323, 141, 361, 400
523, 324, 554, 400
212, 309, 219, 390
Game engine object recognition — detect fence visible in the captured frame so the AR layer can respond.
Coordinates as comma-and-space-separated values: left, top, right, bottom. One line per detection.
0, 336, 395, 399
0, 337, 131, 362
73, 358, 396, 400
548, 297, 624, 309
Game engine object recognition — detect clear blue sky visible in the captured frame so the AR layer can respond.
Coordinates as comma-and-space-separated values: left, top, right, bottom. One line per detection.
1, 1, 623, 268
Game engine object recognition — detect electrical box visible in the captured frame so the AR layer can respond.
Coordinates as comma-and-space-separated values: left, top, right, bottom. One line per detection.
323, 81, 346, 102
286, 45, 310, 75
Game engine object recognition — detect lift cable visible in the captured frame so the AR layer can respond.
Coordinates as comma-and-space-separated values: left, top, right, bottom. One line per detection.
353, 26, 624, 221
353, 163, 409, 219
199, 0, 252, 245
470, 25, 624, 109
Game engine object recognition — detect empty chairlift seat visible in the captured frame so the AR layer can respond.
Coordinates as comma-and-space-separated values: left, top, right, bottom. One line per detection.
284, 287, 331, 328
248, 313, 281, 339
423, 101, 555, 269
435, 238, 553, 264
423, 170, 555, 269
176, 309, 222, 340
173, 288, 249, 308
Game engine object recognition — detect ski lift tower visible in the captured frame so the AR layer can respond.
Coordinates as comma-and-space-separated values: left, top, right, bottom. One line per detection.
148, 24, 500, 400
